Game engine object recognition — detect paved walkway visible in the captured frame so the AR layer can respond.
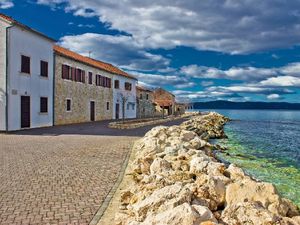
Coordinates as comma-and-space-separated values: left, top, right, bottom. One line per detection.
0, 119, 186, 225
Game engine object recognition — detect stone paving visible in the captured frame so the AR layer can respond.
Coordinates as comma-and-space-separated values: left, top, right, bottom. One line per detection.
0, 119, 187, 225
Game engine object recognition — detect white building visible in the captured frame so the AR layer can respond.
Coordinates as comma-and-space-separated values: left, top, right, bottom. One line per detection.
112, 74, 137, 119
0, 14, 55, 131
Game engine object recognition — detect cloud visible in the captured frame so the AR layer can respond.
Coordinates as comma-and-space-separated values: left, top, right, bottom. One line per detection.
59, 33, 170, 71
260, 76, 300, 87
201, 81, 214, 87
0, 0, 14, 9
37, 0, 300, 54
180, 64, 277, 81
267, 94, 282, 100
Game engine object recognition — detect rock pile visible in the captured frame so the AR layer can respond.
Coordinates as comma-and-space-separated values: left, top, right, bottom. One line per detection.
115, 112, 300, 225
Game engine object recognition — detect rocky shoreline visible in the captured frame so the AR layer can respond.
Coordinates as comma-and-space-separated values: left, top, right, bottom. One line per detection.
114, 112, 300, 225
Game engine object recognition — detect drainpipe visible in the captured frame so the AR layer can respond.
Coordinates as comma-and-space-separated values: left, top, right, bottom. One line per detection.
5, 25, 13, 132
52, 52, 55, 126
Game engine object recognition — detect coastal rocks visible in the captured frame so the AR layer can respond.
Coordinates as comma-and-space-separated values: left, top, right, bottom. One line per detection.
140, 203, 217, 225
225, 178, 290, 216
221, 202, 280, 225
115, 112, 300, 225
130, 183, 192, 221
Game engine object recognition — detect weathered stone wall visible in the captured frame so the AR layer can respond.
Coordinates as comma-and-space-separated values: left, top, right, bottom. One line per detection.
153, 88, 175, 115
136, 89, 155, 118
54, 54, 113, 125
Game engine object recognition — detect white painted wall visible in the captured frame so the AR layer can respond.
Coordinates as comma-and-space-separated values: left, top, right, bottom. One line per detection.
0, 20, 10, 131
6, 25, 54, 131
112, 75, 137, 119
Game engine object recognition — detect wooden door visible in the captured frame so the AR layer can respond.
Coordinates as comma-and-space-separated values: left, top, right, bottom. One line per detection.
115, 103, 119, 119
21, 96, 30, 128
90, 101, 95, 121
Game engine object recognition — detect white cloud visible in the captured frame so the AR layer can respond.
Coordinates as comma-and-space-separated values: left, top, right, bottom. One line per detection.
0, 0, 14, 9
59, 33, 170, 71
201, 81, 214, 87
267, 94, 281, 100
37, 0, 300, 54
260, 76, 300, 87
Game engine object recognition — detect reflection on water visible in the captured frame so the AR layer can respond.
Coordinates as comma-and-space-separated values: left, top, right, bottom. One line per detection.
196, 109, 300, 207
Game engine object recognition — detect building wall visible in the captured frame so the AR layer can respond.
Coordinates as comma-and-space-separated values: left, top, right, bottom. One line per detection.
136, 89, 155, 118
0, 19, 10, 131
54, 54, 113, 125
112, 76, 137, 119
153, 88, 176, 115
6, 26, 54, 131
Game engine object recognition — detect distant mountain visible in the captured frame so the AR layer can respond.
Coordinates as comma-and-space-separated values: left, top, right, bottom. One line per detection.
193, 100, 300, 110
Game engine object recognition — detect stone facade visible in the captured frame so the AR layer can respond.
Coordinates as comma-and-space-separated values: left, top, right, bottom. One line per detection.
153, 88, 176, 116
136, 86, 155, 118
54, 54, 113, 125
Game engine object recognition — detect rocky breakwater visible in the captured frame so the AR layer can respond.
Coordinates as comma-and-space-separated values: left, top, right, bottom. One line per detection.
115, 112, 300, 225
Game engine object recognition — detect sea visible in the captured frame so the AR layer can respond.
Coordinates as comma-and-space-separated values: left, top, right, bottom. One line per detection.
192, 109, 300, 207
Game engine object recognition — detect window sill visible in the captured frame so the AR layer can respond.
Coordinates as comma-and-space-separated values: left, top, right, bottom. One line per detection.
19, 72, 31, 76
39, 112, 48, 115
40, 75, 49, 79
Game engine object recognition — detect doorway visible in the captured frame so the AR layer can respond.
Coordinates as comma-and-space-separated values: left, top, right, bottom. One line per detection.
90, 101, 95, 121
21, 96, 30, 128
115, 103, 120, 119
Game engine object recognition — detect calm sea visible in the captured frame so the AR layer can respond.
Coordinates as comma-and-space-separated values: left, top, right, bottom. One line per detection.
193, 109, 300, 207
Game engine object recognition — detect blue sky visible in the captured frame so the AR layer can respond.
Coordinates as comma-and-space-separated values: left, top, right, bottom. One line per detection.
1, 0, 300, 103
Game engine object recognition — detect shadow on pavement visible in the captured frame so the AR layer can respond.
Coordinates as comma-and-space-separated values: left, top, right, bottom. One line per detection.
8, 118, 189, 137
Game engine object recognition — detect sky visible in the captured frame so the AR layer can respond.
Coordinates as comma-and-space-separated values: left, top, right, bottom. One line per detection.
1, 0, 300, 103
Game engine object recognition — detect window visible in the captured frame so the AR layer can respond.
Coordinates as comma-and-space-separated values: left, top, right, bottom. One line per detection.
62, 64, 70, 79
88, 72, 93, 84
21, 55, 30, 74
140, 93, 143, 99
125, 82, 132, 91
114, 80, 120, 89
40, 97, 48, 113
132, 103, 135, 110
66, 99, 71, 111
106, 102, 110, 110
127, 103, 130, 110
40, 60, 48, 77
96, 75, 111, 88
146, 94, 149, 100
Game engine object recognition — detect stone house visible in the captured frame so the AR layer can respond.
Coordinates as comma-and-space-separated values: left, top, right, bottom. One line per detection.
153, 88, 176, 116
136, 86, 155, 118
54, 45, 136, 125
0, 14, 55, 131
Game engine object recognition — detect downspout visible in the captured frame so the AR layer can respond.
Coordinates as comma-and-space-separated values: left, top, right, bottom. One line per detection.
5, 25, 13, 132
52, 52, 55, 126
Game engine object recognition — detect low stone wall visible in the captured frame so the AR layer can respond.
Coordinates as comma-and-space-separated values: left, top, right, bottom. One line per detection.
108, 113, 195, 129
114, 112, 300, 225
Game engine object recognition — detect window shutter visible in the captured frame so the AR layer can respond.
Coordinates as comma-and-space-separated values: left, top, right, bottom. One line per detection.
72, 67, 76, 80
21, 55, 30, 74
82, 70, 85, 83
41, 61, 48, 77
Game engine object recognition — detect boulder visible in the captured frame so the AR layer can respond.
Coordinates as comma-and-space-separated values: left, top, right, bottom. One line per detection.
221, 202, 280, 225
180, 130, 197, 142
225, 164, 245, 180
225, 178, 289, 216
150, 158, 172, 175
131, 183, 192, 221
141, 203, 217, 225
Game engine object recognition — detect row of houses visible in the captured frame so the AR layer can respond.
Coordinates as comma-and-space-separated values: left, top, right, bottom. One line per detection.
0, 13, 190, 131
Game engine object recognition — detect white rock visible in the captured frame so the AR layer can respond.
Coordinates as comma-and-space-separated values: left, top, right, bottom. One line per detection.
141, 203, 217, 225
150, 158, 172, 175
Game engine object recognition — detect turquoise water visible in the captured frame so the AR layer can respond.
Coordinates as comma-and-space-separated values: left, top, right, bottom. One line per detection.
196, 109, 300, 207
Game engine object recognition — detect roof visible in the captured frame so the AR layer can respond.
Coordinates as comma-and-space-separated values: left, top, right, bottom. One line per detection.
54, 45, 137, 80
155, 99, 174, 106
0, 13, 56, 42
136, 85, 153, 92
154, 87, 175, 97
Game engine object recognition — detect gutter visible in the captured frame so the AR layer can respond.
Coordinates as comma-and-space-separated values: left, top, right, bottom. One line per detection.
5, 24, 13, 131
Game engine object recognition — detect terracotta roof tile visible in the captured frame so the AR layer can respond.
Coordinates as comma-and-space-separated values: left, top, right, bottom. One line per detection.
54, 45, 137, 80
136, 86, 152, 92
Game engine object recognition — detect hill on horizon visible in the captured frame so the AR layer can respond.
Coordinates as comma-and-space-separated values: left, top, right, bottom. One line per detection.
193, 100, 300, 110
